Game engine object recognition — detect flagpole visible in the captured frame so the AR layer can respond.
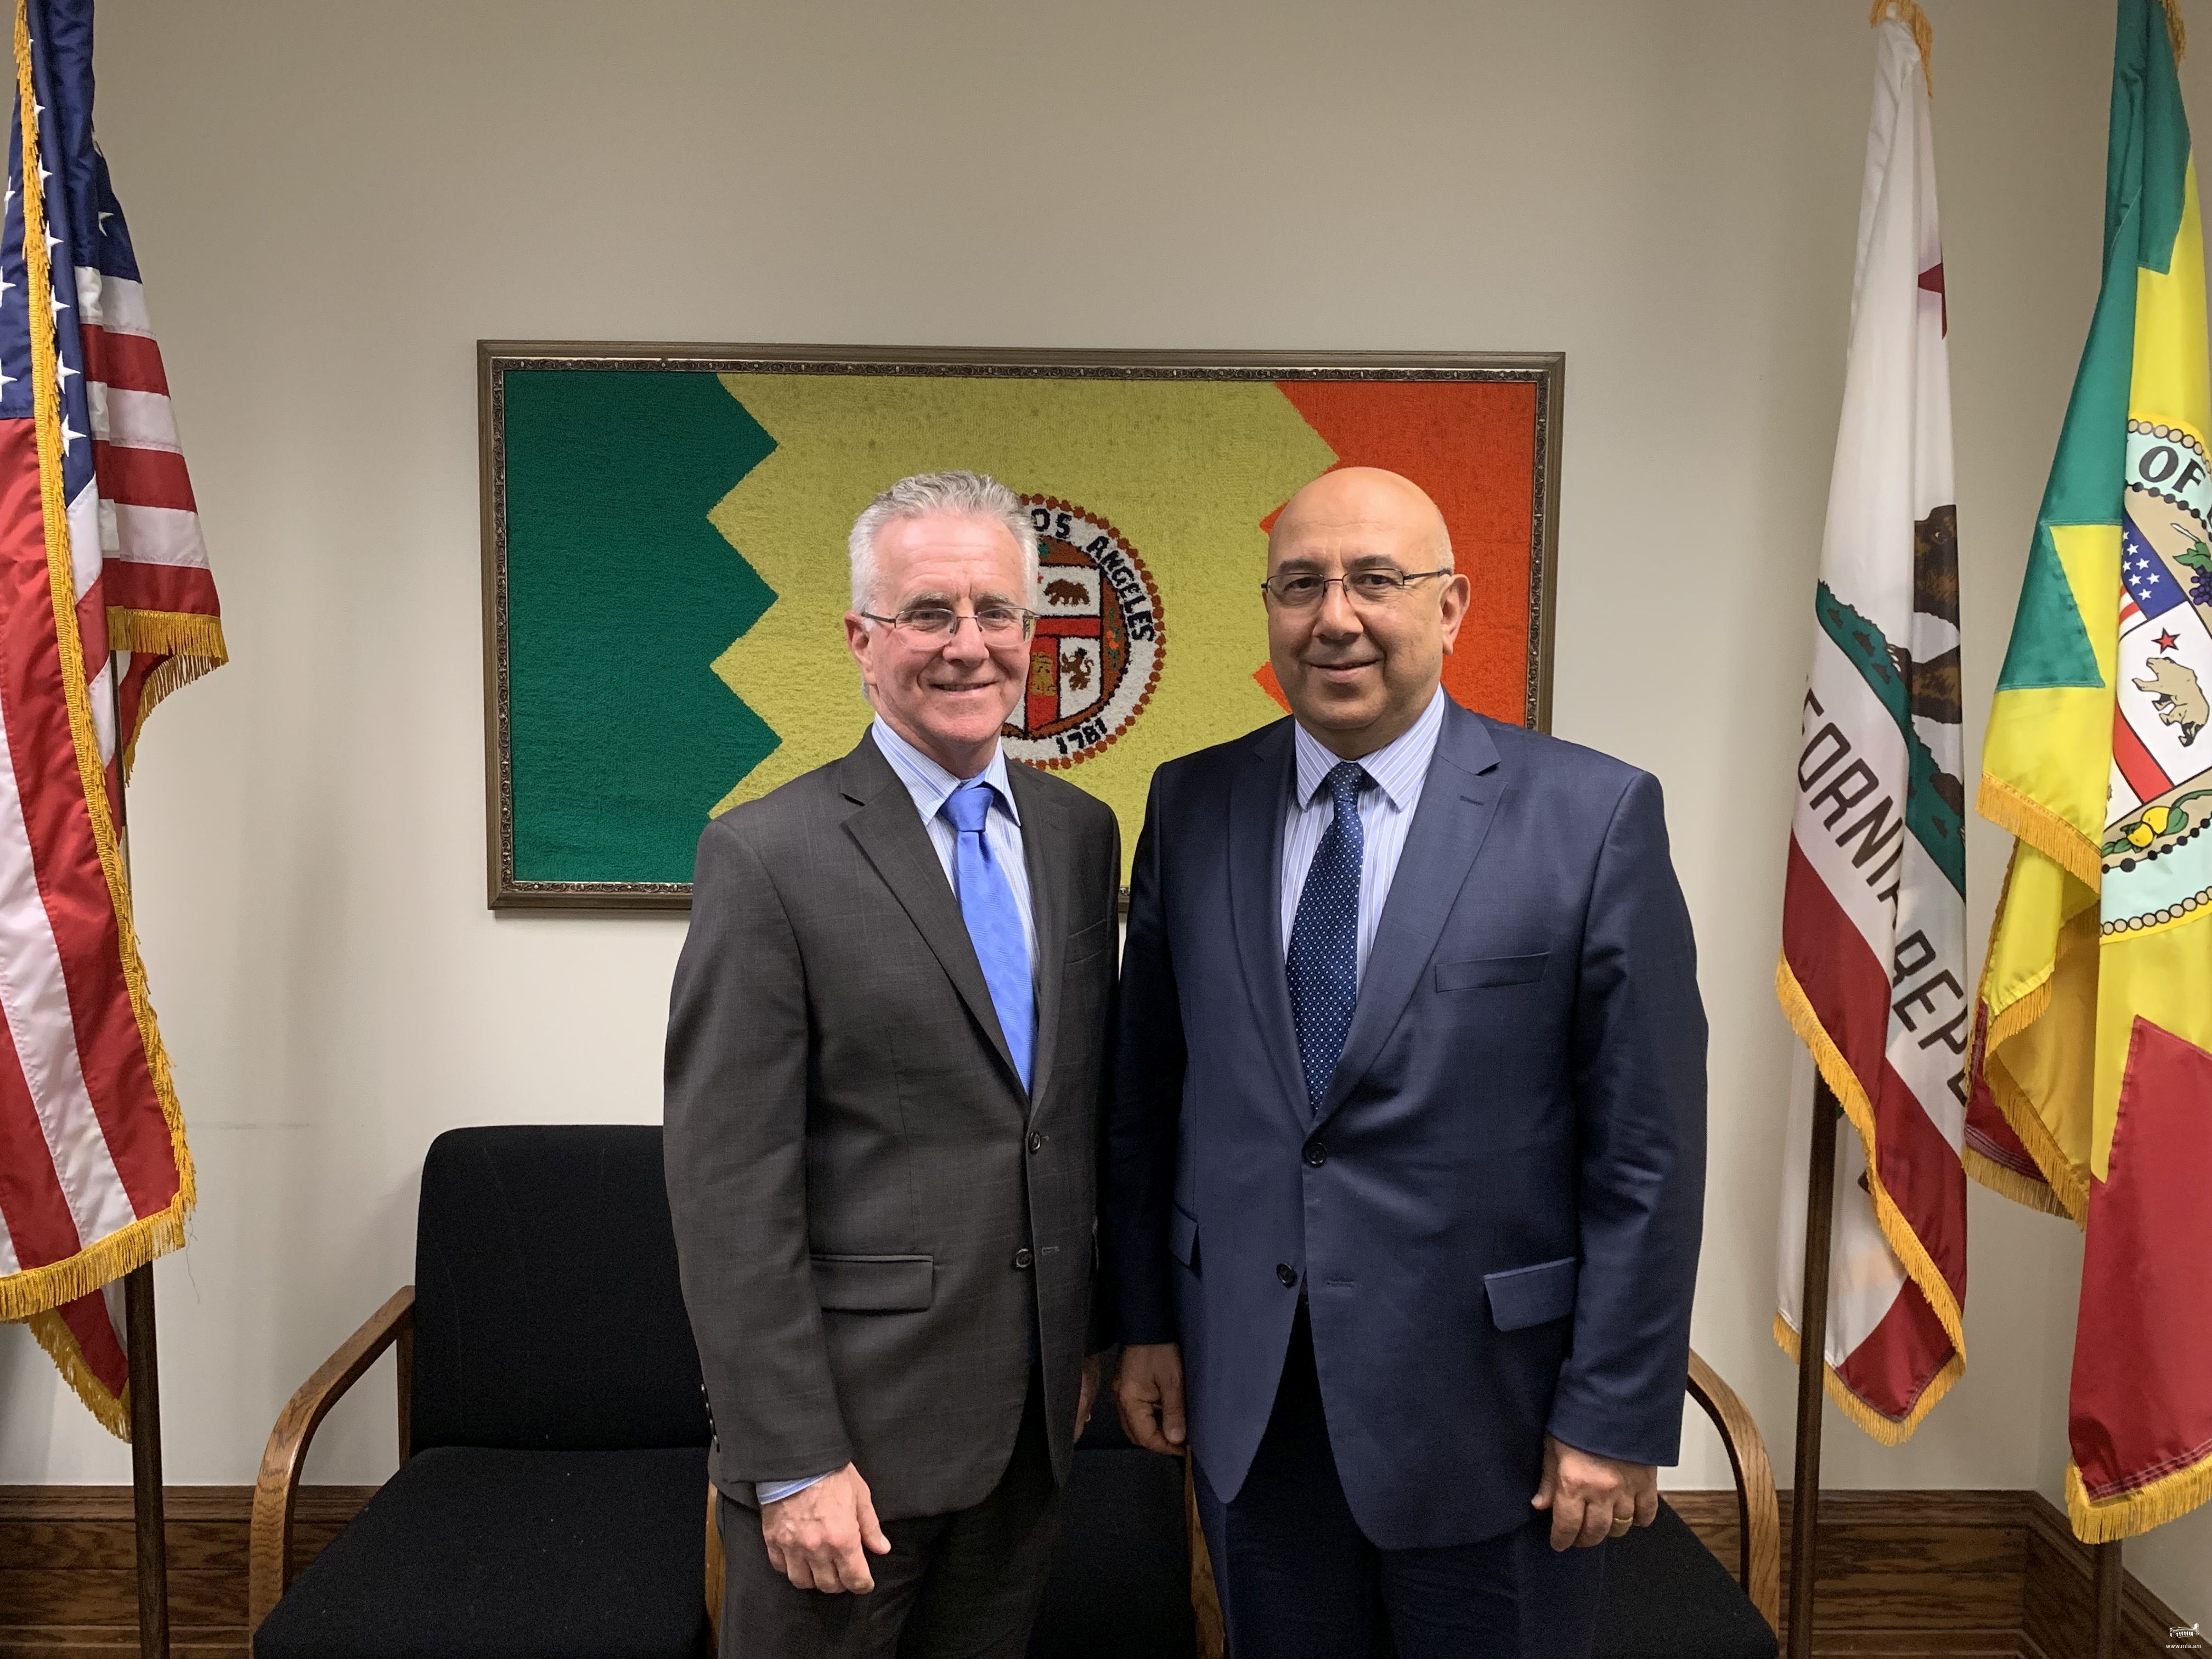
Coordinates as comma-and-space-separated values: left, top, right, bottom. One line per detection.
2094, 1540, 2124, 1659
124, 1263, 170, 1659
110, 681, 171, 1659
1786, 1078, 1842, 1659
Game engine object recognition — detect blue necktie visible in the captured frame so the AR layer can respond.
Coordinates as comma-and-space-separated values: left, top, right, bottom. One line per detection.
941, 781, 1035, 1092
1286, 761, 1368, 1114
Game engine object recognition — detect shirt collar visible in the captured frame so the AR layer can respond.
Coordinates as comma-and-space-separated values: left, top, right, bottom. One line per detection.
871, 716, 1021, 826
1291, 686, 1447, 811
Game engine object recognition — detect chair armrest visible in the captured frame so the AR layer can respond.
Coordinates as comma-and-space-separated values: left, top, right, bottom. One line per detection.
705, 1481, 725, 1643
1185, 1450, 1225, 1659
1685, 1347, 1779, 1632
248, 1286, 416, 1631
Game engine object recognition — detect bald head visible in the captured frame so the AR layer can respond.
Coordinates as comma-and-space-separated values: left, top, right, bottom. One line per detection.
1261, 466, 1469, 760
1268, 467, 1452, 571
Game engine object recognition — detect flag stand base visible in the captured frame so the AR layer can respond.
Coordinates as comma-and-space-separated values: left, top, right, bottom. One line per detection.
124, 1262, 170, 1659
1786, 1078, 1842, 1659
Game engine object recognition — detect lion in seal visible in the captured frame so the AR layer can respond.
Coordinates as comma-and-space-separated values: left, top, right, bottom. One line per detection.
2134, 656, 2209, 746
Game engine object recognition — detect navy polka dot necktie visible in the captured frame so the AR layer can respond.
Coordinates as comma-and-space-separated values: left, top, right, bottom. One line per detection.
1286, 760, 1368, 1114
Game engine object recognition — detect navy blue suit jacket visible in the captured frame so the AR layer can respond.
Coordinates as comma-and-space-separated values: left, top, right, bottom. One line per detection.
1105, 701, 1707, 1550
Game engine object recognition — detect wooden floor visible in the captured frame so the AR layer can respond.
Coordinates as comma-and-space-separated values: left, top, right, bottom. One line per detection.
0, 1486, 2193, 1657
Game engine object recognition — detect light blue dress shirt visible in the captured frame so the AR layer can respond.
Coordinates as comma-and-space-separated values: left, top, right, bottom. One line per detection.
755, 719, 1035, 1507
1280, 687, 1447, 985
868, 718, 1037, 966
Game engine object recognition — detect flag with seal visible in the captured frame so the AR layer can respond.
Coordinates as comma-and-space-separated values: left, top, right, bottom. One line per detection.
1775, 1, 1968, 1444
1970, 0, 2212, 1543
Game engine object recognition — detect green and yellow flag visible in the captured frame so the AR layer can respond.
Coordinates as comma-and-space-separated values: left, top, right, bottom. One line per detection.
498, 367, 1545, 890
1969, 0, 2212, 1544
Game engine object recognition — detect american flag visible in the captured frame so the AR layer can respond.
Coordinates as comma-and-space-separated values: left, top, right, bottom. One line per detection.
0, 0, 224, 1435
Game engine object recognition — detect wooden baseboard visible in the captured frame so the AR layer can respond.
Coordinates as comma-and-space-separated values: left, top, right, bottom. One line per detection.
0, 1485, 2194, 1657
0, 1487, 373, 1659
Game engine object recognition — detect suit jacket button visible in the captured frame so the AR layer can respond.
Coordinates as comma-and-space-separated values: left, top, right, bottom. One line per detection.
1014, 1248, 1035, 1269
1303, 1139, 1327, 1166
1029, 1132, 1045, 1154
1276, 1263, 1299, 1288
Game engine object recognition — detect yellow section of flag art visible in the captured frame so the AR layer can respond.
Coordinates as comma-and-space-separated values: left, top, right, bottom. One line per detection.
707, 374, 1338, 867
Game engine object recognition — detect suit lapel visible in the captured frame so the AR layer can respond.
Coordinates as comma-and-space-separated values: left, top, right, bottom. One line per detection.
1228, 721, 1308, 1121
1315, 703, 1504, 1128
1009, 762, 1066, 1119
837, 737, 1023, 1094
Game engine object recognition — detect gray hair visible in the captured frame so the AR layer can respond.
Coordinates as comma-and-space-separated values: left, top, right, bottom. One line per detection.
848, 470, 1042, 614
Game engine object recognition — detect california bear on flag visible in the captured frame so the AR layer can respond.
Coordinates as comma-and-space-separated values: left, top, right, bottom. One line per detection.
1775, 5, 1969, 1446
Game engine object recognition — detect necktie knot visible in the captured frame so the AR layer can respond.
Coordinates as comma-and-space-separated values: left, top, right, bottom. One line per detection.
941, 780, 995, 836
1324, 761, 1368, 818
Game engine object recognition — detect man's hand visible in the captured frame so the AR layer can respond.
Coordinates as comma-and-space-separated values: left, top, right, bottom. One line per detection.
1077, 1352, 1102, 1441
1114, 1342, 1186, 1454
1531, 1435, 1658, 1551
760, 1463, 893, 1593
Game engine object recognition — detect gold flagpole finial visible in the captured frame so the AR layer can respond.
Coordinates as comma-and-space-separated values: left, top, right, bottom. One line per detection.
1870, 0, 1936, 95
2159, 0, 2187, 63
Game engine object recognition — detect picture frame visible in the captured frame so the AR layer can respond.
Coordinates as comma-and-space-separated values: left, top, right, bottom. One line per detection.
479, 343, 1564, 910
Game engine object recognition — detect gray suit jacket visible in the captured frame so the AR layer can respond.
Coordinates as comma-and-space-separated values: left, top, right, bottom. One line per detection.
665, 733, 1121, 1521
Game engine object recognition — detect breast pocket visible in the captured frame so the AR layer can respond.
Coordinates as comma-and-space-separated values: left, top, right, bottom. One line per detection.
1435, 951, 1550, 992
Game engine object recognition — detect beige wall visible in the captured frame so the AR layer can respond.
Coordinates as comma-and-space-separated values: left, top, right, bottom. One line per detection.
0, 0, 2202, 1621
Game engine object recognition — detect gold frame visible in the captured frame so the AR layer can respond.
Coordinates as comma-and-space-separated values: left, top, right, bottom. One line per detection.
478, 342, 1566, 911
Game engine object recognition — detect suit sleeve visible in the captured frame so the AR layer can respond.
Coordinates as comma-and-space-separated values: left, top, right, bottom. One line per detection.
664, 816, 854, 1489
1103, 769, 1187, 1347
1548, 770, 1708, 1466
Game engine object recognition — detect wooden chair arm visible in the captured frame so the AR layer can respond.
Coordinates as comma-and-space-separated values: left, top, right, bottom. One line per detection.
1186, 1449, 1224, 1659
248, 1286, 416, 1632
705, 1482, 725, 1643
1686, 1347, 1780, 1632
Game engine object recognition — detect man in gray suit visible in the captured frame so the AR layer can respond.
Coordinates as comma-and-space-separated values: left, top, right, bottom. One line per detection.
665, 471, 1121, 1658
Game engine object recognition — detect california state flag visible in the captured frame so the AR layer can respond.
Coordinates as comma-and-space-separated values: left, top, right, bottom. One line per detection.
1774, 8, 1968, 1443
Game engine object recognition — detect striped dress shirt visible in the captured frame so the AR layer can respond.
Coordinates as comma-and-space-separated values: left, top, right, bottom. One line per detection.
1280, 687, 1448, 985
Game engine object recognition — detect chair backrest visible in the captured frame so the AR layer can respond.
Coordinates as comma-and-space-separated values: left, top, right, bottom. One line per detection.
410, 1124, 710, 1452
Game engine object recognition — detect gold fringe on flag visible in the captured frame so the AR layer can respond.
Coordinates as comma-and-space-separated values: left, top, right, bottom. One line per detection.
1870, 0, 1936, 95
2159, 0, 2187, 63
2069, 1452, 2212, 1542
109, 606, 229, 663
1962, 1144, 2072, 1218
0, 0, 195, 1426
1774, 955, 1968, 1431
1772, 1311, 1963, 1447
109, 607, 230, 776
1975, 774, 2102, 889
22, 1306, 130, 1437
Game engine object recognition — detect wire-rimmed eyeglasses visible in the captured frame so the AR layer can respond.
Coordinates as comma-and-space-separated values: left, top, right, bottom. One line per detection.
1258, 568, 1453, 608
859, 603, 1039, 639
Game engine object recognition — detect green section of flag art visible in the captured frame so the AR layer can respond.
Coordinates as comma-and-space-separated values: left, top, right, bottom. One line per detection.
504, 370, 778, 883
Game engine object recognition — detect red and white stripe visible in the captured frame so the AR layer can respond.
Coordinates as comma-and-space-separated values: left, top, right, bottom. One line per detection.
76, 264, 215, 777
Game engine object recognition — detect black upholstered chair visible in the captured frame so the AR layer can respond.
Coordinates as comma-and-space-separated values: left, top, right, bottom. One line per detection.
249, 1125, 715, 1659
1588, 1352, 1780, 1658
1024, 1365, 1203, 1659
1164, 1349, 1780, 1659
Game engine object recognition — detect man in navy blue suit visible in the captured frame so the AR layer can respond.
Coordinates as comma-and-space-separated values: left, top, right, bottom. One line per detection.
1105, 467, 1707, 1656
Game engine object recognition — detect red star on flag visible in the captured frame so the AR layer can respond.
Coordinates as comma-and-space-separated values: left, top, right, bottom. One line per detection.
2157, 629, 2180, 650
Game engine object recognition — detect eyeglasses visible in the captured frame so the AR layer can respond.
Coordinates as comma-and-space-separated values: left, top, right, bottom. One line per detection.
859, 604, 1038, 639
1258, 568, 1453, 608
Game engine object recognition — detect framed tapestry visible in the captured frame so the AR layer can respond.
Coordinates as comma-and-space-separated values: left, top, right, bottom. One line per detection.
479, 344, 1563, 909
